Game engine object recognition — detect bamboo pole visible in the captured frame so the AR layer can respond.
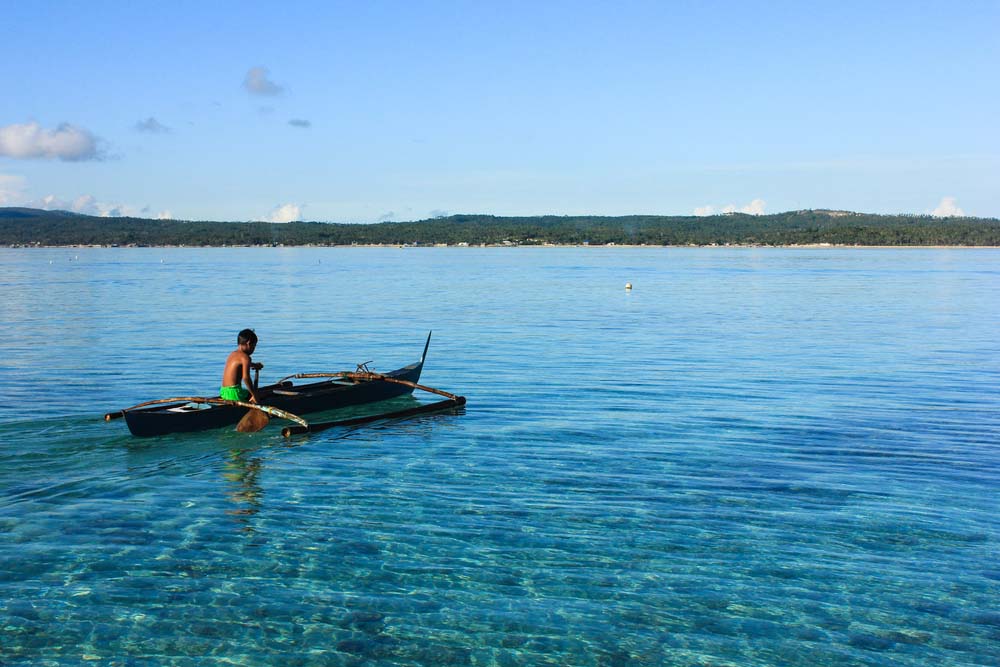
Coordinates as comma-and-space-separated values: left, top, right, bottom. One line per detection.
276, 371, 462, 401
104, 397, 309, 429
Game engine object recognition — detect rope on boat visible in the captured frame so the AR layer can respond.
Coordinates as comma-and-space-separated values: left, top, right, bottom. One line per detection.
274, 371, 353, 385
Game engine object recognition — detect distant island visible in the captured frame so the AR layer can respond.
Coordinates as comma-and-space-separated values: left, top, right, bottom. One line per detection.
2, 207, 998, 247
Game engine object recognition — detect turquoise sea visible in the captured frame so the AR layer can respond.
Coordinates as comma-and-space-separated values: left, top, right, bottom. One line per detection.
0, 247, 998, 666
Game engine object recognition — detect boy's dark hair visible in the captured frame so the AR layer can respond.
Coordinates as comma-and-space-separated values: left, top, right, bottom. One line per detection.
237, 329, 257, 345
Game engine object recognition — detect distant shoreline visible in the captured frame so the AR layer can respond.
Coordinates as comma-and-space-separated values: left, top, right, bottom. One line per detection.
4, 208, 998, 247
4, 243, 998, 250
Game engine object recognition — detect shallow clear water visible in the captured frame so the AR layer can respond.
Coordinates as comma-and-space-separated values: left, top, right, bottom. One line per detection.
0, 247, 998, 666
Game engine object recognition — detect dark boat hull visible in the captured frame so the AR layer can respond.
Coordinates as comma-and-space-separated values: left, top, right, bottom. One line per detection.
123, 346, 427, 437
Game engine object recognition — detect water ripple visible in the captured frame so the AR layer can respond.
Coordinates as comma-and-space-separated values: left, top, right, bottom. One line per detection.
0, 248, 998, 666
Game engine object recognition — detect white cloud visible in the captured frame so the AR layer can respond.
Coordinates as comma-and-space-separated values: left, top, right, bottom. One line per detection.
31, 194, 75, 212
264, 203, 302, 223
0, 173, 27, 205
931, 196, 964, 217
0, 121, 102, 161
697, 199, 766, 216
135, 117, 171, 134
243, 67, 285, 96
72, 195, 100, 214
288, 118, 312, 128
9, 187, 166, 219
33, 193, 139, 217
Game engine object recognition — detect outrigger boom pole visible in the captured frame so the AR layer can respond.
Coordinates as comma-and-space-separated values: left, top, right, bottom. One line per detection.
105, 397, 309, 429
105, 373, 465, 437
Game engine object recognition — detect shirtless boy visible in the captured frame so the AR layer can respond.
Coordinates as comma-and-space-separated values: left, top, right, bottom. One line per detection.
221, 329, 264, 403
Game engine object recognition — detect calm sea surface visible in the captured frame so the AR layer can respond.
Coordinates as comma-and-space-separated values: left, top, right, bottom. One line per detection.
0, 247, 997, 666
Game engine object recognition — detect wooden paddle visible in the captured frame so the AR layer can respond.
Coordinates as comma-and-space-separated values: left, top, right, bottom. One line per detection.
236, 407, 269, 432
236, 364, 268, 432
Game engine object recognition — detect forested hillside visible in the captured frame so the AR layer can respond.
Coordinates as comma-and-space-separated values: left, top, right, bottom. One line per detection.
2, 208, 998, 246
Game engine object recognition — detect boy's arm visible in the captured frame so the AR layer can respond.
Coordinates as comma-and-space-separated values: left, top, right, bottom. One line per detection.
240, 353, 260, 403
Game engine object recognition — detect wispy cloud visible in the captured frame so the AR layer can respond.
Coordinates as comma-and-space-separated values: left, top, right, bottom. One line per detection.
0, 121, 103, 161
0, 173, 27, 205
33, 193, 141, 217
243, 67, 285, 96
141, 206, 174, 219
728, 199, 766, 215
134, 117, 171, 134
377, 211, 396, 222
694, 199, 766, 216
264, 203, 302, 222
931, 196, 964, 217
288, 119, 312, 128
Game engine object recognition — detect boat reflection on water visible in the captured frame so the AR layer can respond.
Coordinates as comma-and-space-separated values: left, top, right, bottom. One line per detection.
224, 449, 264, 532
123, 394, 466, 535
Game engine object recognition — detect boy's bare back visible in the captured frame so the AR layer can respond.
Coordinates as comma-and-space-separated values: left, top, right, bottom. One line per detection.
222, 349, 251, 388
221, 329, 261, 403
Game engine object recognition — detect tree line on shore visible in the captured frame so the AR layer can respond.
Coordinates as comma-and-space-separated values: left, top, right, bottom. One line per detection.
2, 208, 998, 246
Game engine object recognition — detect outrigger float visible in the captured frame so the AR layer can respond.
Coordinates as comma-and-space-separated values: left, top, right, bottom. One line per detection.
105, 333, 465, 437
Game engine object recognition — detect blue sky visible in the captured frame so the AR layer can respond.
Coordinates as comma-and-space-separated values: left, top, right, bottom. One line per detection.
1, 1, 997, 222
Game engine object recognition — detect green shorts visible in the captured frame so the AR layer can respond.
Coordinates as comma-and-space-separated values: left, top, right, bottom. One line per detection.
219, 386, 251, 401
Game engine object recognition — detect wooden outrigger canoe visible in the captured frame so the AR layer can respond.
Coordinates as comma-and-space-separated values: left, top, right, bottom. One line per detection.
105, 333, 465, 437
